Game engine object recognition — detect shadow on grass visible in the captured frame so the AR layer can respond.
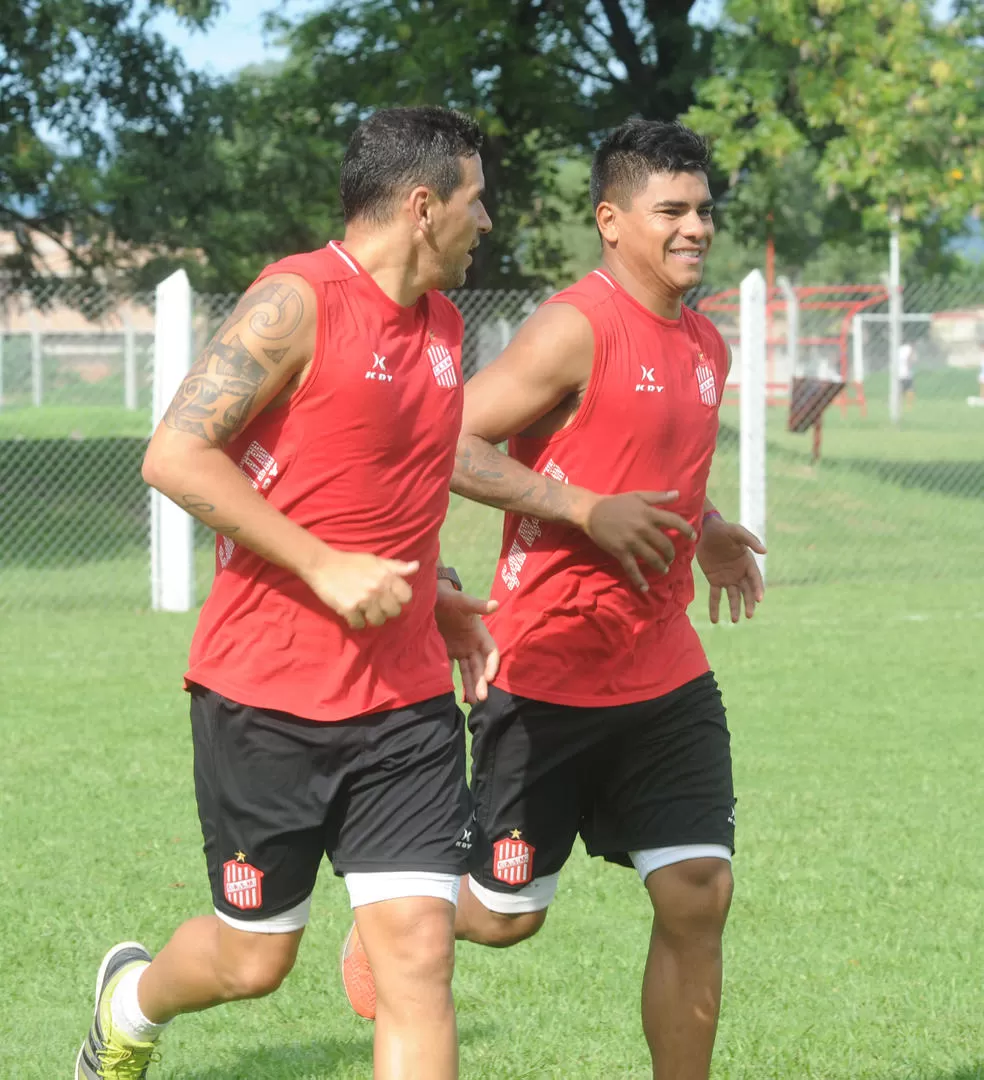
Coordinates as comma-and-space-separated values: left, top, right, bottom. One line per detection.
831, 456, 984, 500
173, 1036, 372, 1079
174, 1023, 494, 1080
738, 415, 984, 505
866, 1067, 984, 1080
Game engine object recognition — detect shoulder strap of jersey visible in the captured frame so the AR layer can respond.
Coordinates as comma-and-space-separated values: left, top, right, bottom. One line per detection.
252, 241, 359, 289
543, 269, 619, 330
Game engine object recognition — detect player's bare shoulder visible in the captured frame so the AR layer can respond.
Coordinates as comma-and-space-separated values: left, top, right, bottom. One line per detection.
164, 273, 318, 446
506, 300, 594, 389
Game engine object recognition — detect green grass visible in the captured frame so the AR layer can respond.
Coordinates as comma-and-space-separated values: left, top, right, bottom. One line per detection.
4, 513, 984, 1076
0, 405, 152, 440
3, 366, 982, 611
3, 370, 984, 1075
706, 378, 984, 586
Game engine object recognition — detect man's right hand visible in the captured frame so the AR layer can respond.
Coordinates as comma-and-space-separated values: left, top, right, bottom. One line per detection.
305, 552, 419, 629
581, 490, 697, 591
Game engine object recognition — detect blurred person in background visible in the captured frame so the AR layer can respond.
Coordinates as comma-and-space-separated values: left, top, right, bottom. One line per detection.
899, 341, 916, 409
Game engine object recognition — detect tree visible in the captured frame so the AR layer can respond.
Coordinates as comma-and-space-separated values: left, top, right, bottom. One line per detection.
160, 0, 719, 289
685, 0, 984, 279
105, 68, 349, 293
0, 0, 224, 287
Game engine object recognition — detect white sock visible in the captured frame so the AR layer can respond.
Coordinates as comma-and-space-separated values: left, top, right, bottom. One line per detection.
110, 964, 170, 1043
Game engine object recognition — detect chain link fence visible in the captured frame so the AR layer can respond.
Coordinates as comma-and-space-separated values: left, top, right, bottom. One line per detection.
694, 278, 984, 590
0, 283, 157, 611
2, 275, 983, 612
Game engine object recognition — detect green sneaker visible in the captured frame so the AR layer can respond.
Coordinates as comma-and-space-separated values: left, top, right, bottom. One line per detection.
75, 942, 160, 1079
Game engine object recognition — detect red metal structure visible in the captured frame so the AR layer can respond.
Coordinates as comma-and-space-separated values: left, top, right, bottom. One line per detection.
697, 281, 888, 414
696, 236, 891, 460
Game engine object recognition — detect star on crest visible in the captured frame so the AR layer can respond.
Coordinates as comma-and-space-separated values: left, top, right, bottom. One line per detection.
510, 829, 522, 840
234, 850, 247, 862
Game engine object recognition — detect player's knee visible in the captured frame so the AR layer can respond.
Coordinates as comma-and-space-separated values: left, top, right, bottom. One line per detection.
214, 944, 297, 1001
373, 906, 456, 995
652, 858, 733, 943
481, 908, 547, 947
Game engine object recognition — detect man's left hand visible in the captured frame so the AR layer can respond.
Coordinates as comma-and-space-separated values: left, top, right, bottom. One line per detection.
697, 517, 767, 624
435, 582, 501, 704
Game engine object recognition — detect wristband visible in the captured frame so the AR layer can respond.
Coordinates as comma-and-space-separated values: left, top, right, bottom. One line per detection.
437, 566, 463, 591
702, 510, 722, 524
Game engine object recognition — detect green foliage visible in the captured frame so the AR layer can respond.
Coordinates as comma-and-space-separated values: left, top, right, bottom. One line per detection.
6, 0, 983, 292
114, 0, 717, 289
0, 0, 225, 287
105, 71, 347, 292
686, 0, 984, 276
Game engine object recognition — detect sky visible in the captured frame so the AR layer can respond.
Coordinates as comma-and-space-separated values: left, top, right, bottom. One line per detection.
149, 0, 316, 77
151, 0, 955, 77
145, 1, 980, 262
151, 0, 729, 77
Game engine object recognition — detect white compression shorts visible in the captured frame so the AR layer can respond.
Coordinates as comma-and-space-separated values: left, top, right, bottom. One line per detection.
468, 844, 732, 915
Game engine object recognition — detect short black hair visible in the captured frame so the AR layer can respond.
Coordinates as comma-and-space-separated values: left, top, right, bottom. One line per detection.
590, 119, 710, 209
340, 106, 483, 224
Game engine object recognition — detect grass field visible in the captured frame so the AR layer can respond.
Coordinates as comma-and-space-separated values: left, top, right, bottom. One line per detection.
3, 369, 984, 1077
0, 405, 152, 440
4, 497, 984, 1078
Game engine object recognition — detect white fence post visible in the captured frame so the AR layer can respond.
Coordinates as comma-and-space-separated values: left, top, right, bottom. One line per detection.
30, 321, 42, 407
740, 270, 767, 582
123, 313, 138, 410
887, 215, 903, 424
151, 270, 194, 612
498, 316, 511, 354
778, 275, 798, 384
852, 314, 865, 384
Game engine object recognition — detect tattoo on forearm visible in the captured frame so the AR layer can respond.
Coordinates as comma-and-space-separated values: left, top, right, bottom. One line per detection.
457, 442, 505, 482
181, 494, 215, 513
164, 283, 304, 445
454, 438, 574, 522
180, 494, 240, 535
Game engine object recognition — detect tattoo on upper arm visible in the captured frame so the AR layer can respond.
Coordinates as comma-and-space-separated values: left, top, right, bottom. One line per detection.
164, 282, 305, 445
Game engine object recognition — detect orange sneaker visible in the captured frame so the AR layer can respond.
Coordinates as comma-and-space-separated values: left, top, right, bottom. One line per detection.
340, 922, 376, 1021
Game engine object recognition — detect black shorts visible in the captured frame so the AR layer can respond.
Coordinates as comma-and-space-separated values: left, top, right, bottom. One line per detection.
191, 686, 487, 922
468, 671, 735, 894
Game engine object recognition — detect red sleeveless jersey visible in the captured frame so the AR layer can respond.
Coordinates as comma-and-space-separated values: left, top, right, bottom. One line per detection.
485, 268, 729, 707
186, 242, 464, 722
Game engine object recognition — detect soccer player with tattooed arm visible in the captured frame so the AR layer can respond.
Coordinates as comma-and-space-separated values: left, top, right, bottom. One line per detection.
342, 119, 766, 1080
76, 105, 497, 1080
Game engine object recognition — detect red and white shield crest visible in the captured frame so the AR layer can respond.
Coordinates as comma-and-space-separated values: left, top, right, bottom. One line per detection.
695, 358, 717, 407
223, 859, 264, 910
492, 836, 535, 886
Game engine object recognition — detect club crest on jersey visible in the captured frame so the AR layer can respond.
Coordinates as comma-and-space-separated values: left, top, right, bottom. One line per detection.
223, 857, 264, 910
695, 354, 717, 406
427, 341, 458, 388
492, 834, 535, 886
